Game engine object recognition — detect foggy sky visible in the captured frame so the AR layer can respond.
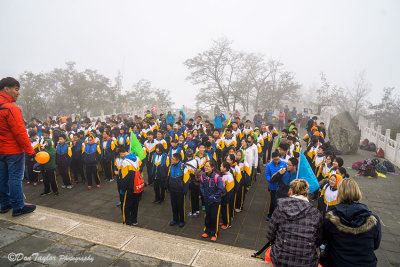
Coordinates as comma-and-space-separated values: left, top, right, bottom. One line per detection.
1, 0, 399, 109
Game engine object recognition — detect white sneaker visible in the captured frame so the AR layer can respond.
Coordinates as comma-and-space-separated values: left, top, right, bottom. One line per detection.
67, 185, 72, 189
235, 209, 241, 213
61, 185, 66, 189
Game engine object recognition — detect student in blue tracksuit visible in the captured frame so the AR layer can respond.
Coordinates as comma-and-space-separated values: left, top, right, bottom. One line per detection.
200, 160, 225, 241
70, 133, 85, 183
270, 157, 298, 199
101, 130, 116, 182
167, 153, 188, 228
82, 135, 101, 189
152, 144, 169, 204
265, 151, 287, 221
56, 135, 72, 189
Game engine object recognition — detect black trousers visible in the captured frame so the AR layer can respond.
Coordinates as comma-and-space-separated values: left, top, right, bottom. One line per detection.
221, 193, 233, 226
146, 159, 153, 184
86, 165, 100, 186
235, 183, 245, 211
266, 141, 274, 162
154, 179, 166, 201
71, 159, 85, 182
257, 155, 262, 173
123, 193, 141, 225
251, 167, 257, 185
27, 159, 38, 183
262, 144, 268, 164
204, 202, 221, 237
267, 189, 277, 217
58, 165, 71, 186
189, 183, 200, 213
170, 191, 185, 223
101, 159, 113, 180
43, 168, 58, 193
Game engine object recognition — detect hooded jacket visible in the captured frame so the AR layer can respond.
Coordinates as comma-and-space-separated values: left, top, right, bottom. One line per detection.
323, 202, 381, 267
43, 139, 56, 170
266, 196, 322, 267
0, 92, 35, 155
213, 113, 226, 129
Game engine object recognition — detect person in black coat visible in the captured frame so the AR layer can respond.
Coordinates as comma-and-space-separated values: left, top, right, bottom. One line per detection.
322, 178, 381, 267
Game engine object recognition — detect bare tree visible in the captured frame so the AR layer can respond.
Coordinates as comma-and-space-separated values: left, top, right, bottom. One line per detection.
184, 38, 240, 111
124, 79, 174, 114
349, 70, 371, 120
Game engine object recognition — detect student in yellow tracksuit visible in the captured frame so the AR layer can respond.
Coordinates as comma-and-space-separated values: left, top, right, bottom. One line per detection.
226, 154, 242, 216
117, 147, 142, 226
220, 161, 235, 229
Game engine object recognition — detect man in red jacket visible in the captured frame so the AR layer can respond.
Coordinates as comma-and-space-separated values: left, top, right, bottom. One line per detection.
0, 77, 36, 216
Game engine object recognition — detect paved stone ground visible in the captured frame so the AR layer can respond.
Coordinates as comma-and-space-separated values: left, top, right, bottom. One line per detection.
19, 149, 400, 266
0, 219, 185, 267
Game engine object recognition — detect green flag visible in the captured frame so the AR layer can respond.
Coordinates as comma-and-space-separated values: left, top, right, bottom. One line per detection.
130, 131, 146, 160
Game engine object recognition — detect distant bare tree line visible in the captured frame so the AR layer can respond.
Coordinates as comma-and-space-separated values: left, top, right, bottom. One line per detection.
17, 62, 174, 120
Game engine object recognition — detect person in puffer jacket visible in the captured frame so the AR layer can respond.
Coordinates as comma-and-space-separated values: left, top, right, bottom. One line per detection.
322, 178, 381, 267
200, 160, 225, 242
266, 179, 322, 267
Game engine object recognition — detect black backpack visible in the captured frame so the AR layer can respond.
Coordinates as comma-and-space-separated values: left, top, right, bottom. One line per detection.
383, 161, 395, 173
371, 159, 380, 166
375, 163, 387, 174
367, 142, 377, 152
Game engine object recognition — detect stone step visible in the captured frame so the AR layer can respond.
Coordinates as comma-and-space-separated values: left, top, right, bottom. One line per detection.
0, 205, 270, 267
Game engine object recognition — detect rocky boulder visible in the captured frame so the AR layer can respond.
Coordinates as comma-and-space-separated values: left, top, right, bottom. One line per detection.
328, 111, 360, 154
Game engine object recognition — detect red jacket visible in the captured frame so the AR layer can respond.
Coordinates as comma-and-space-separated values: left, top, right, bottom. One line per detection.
0, 91, 35, 155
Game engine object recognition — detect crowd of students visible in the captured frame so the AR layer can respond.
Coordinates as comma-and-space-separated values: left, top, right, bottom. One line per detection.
261, 116, 381, 267
24, 109, 381, 266
25, 110, 280, 240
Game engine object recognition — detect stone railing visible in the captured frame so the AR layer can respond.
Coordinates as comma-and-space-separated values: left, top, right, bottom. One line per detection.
358, 116, 400, 167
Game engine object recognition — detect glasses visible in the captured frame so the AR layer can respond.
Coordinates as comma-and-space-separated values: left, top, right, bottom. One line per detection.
286, 164, 293, 167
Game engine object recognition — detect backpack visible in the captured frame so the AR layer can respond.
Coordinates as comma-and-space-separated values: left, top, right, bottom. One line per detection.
367, 142, 376, 152
200, 173, 218, 184
133, 171, 145, 194
361, 138, 369, 147
371, 159, 380, 166
376, 148, 385, 158
352, 160, 364, 170
359, 160, 377, 177
375, 163, 387, 174
383, 161, 395, 173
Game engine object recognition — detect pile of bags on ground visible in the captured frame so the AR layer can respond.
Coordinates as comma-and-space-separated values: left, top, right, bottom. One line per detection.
352, 158, 396, 177
359, 138, 385, 158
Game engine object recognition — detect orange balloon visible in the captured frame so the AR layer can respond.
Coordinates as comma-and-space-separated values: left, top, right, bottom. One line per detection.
35, 151, 50, 164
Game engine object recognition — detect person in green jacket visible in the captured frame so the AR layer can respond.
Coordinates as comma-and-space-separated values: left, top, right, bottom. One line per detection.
41, 139, 59, 196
